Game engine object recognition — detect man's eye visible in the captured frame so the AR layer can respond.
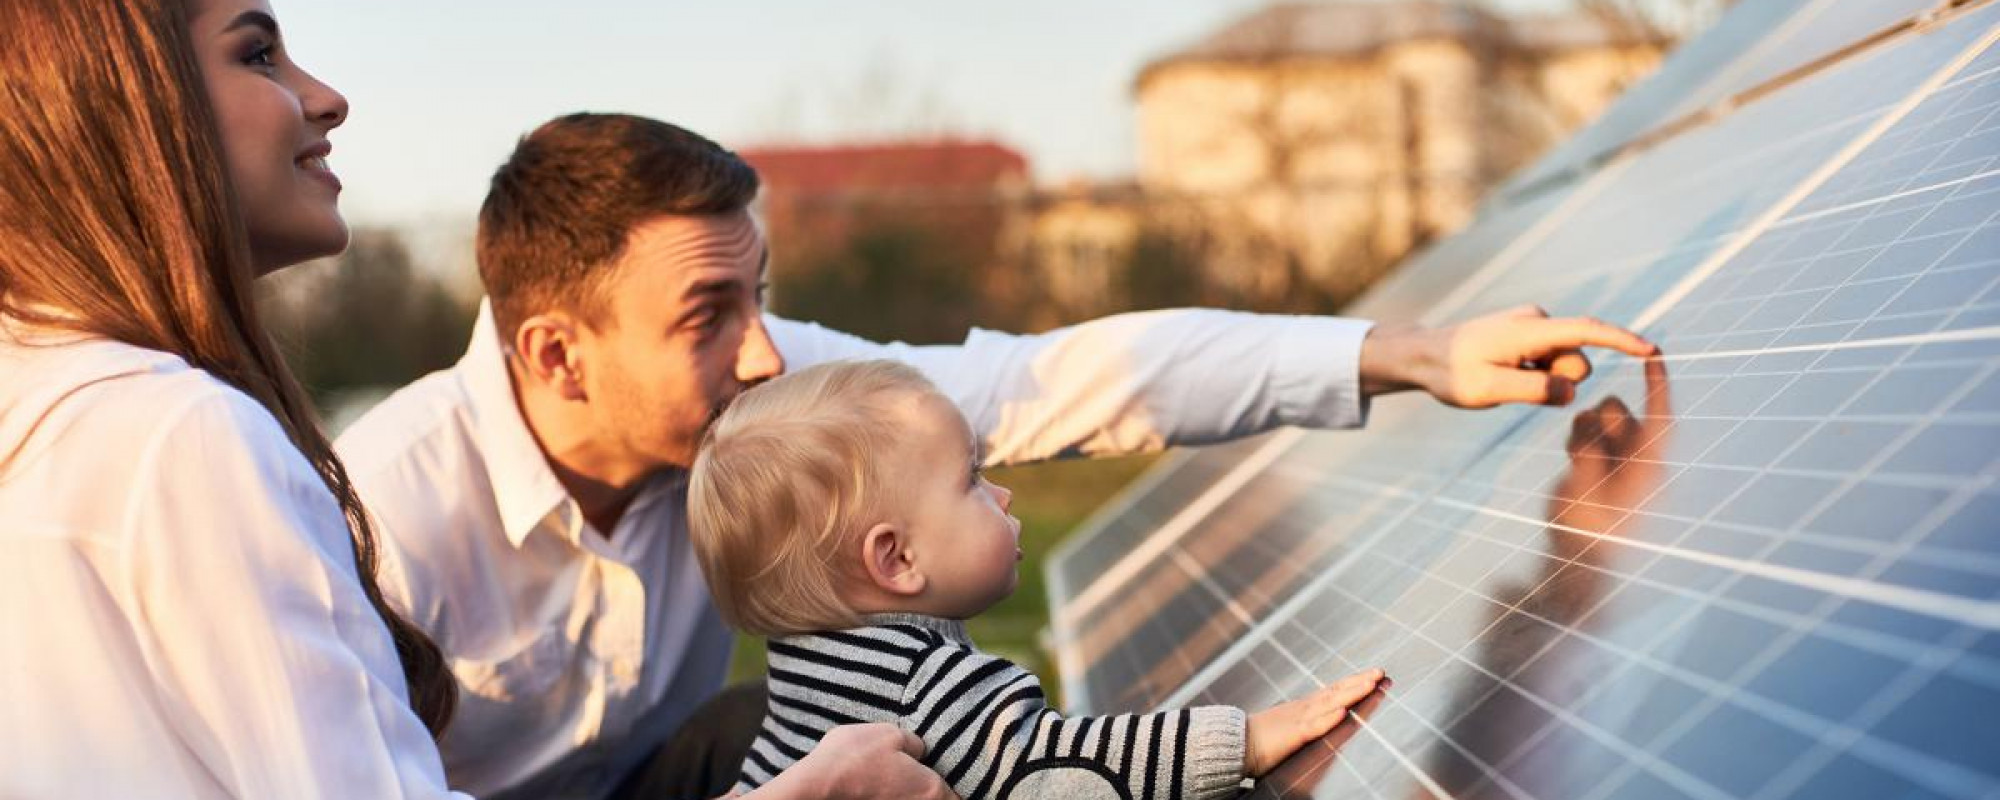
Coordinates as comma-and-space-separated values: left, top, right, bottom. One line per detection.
689, 310, 724, 337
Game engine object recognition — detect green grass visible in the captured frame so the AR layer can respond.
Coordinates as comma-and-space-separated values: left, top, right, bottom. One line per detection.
727, 454, 1161, 708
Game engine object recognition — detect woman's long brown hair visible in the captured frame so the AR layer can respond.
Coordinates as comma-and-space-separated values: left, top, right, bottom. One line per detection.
0, 0, 455, 736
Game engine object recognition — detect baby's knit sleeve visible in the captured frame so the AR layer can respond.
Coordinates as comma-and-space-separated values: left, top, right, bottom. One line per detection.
902, 643, 1246, 800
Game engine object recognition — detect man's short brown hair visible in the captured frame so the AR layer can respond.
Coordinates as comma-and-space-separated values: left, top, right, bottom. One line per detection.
477, 113, 760, 338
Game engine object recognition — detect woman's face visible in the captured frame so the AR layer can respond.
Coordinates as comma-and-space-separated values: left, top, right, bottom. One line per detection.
188, 0, 350, 274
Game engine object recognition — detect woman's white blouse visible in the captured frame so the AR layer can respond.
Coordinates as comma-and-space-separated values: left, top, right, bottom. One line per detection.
0, 328, 467, 799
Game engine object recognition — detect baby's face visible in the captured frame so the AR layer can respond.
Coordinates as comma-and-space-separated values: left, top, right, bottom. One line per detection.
884, 390, 1022, 618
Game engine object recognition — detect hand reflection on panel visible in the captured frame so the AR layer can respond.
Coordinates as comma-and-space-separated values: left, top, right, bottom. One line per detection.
1427, 358, 1674, 799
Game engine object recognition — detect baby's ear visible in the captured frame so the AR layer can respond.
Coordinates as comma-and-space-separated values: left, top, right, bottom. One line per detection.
861, 522, 926, 597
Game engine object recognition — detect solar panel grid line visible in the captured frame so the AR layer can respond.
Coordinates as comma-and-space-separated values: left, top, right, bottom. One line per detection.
1245, 582, 1488, 800
1652, 324, 2000, 363
1040, 0, 1992, 644
1155, 348, 1767, 712
1490, 0, 1827, 205
1053, 436, 1285, 586
1073, 450, 1461, 709
1048, 34, 1968, 700
1496, 0, 1978, 209
1071, 454, 1435, 712
1483, 18, 2000, 329
1778, 60, 2000, 219
1440, 499, 2000, 633
1166, 349, 1991, 788
1421, 487, 2000, 702
1364, 512, 1962, 750
1650, 192, 2000, 346
1640, 42, 2000, 334
1416, 159, 1636, 325
1751, 626, 1993, 800
1451, 413, 1998, 581
1147, 417, 1571, 714
1475, 97, 1889, 283
1629, 131, 1998, 595
1167, 548, 1258, 628
1075, 467, 1440, 713
1643, 0, 1970, 143
1569, 612, 1991, 799
1250, 518, 1929, 800
1363, 545, 1785, 800
1659, 334, 2000, 797
1046, 3, 2000, 794
1044, 451, 1199, 706
1773, 162, 2000, 229
1631, 17, 2000, 329
1152, 477, 1419, 647
1636, 190, 1999, 577
1042, 447, 1199, 578
1214, 336, 1999, 795
1052, 428, 1306, 631
1280, 564, 1743, 800
1384, 312, 1992, 788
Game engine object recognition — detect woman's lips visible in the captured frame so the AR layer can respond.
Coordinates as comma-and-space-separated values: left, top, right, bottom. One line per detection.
298, 153, 341, 192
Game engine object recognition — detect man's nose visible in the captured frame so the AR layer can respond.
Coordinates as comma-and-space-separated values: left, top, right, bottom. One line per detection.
991, 481, 1013, 512
736, 316, 785, 384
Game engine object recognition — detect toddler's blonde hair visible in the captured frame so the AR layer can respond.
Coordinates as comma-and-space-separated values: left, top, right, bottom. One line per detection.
688, 359, 939, 636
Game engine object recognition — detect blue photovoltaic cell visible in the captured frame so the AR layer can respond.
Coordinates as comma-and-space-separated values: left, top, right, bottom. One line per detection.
1046, 2, 2000, 798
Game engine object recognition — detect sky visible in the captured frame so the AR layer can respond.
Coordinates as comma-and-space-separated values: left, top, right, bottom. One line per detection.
280, 1, 1613, 228
280, 0, 1298, 229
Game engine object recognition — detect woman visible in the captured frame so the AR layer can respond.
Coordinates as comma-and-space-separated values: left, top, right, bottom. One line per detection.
0, 0, 461, 796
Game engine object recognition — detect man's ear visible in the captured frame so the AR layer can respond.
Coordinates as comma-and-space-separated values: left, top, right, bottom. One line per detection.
514, 313, 588, 402
861, 522, 925, 597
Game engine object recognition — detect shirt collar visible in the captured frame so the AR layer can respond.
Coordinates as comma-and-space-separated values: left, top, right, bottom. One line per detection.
459, 299, 575, 549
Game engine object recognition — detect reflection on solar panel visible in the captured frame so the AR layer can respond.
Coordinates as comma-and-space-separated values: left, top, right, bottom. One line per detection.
1044, 1, 2000, 797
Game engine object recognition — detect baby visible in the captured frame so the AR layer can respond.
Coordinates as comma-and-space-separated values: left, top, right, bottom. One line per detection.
689, 360, 1388, 800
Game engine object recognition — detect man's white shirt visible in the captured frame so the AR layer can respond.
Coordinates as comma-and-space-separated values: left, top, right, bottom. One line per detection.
337, 302, 1373, 798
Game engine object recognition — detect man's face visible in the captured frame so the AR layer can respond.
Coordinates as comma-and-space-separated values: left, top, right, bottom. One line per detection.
579, 211, 783, 471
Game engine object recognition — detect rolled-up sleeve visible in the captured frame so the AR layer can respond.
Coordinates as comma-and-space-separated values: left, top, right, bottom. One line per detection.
768, 310, 1375, 466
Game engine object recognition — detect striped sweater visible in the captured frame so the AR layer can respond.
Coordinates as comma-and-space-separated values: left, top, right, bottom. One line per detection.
734, 613, 1246, 800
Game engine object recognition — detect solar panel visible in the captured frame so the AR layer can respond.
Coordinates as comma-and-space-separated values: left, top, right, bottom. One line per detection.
1500, 0, 1954, 203
1045, 2, 2000, 797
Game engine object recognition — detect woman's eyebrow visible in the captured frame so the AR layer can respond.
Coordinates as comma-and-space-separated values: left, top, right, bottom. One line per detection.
223, 10, 279, 36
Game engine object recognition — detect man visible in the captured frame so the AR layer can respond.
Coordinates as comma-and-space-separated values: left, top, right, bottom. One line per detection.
338, 113, 1654, 800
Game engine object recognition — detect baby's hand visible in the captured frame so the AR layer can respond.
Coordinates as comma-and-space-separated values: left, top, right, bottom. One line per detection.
1245, 668, 1388, 776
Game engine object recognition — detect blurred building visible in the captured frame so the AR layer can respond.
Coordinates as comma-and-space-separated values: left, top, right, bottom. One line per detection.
1032, 1, 1667, 314
1023, 180, 1147, 322
742, 140, 1031, 273
740, 141, 1037, 339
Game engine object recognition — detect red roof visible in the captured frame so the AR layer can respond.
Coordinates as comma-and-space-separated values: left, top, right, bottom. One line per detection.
740, 140, 1030, 195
